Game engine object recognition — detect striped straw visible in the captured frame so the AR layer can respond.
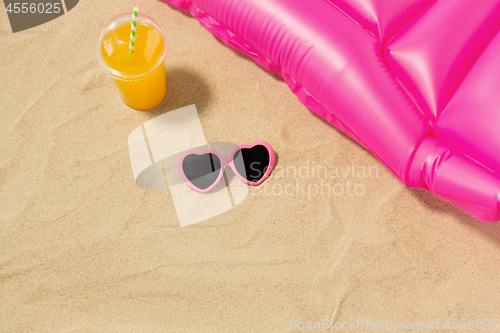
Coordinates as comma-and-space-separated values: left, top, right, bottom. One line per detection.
129, 7, 139, 54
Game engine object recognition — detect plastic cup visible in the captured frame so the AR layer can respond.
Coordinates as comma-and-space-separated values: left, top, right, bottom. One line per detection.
96, 13, 168, 110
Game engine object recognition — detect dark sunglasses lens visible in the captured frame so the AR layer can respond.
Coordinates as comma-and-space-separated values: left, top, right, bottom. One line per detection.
233, 145, 270, 183
182, 153, 221, 190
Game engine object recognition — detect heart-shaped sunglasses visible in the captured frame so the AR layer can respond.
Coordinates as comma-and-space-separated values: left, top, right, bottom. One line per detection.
177, 141, 275, 193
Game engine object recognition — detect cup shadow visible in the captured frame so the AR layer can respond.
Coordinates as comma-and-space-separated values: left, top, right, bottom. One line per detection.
143, 66, 212, 117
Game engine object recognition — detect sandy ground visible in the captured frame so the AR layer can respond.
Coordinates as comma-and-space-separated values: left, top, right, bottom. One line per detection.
2, 0, 500, 332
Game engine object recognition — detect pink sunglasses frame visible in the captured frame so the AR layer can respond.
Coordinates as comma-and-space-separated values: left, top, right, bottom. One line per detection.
177, 141, 275, 193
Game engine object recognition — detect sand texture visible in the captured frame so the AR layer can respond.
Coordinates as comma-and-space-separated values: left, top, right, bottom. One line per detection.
2, 0, 500, 332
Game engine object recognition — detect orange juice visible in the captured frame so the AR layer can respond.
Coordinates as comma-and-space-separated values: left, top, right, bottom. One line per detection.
97, 13, 168, 110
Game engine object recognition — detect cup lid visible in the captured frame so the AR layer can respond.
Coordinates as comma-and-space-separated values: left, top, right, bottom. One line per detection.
96, 13, 168, 79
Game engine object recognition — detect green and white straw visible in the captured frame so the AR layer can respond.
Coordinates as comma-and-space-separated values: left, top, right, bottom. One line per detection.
129, 7, 139, 54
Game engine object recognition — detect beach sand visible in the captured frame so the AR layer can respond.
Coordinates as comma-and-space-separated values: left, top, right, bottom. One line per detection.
1, 0, 500, 331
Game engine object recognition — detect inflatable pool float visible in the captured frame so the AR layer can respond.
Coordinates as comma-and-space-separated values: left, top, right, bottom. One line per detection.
161, 0, 500, 222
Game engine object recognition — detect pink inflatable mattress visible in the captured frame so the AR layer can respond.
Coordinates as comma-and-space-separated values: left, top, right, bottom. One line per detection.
162, 0, 500, 222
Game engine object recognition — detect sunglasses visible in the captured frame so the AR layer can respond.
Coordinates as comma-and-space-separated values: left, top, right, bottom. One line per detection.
177, 141, 275, 193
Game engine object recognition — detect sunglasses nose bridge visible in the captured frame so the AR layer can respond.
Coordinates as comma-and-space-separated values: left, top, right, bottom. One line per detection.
219, 155, 233, 169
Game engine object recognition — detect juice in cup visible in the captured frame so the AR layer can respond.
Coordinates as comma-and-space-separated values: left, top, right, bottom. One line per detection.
97, 13, 168, 110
